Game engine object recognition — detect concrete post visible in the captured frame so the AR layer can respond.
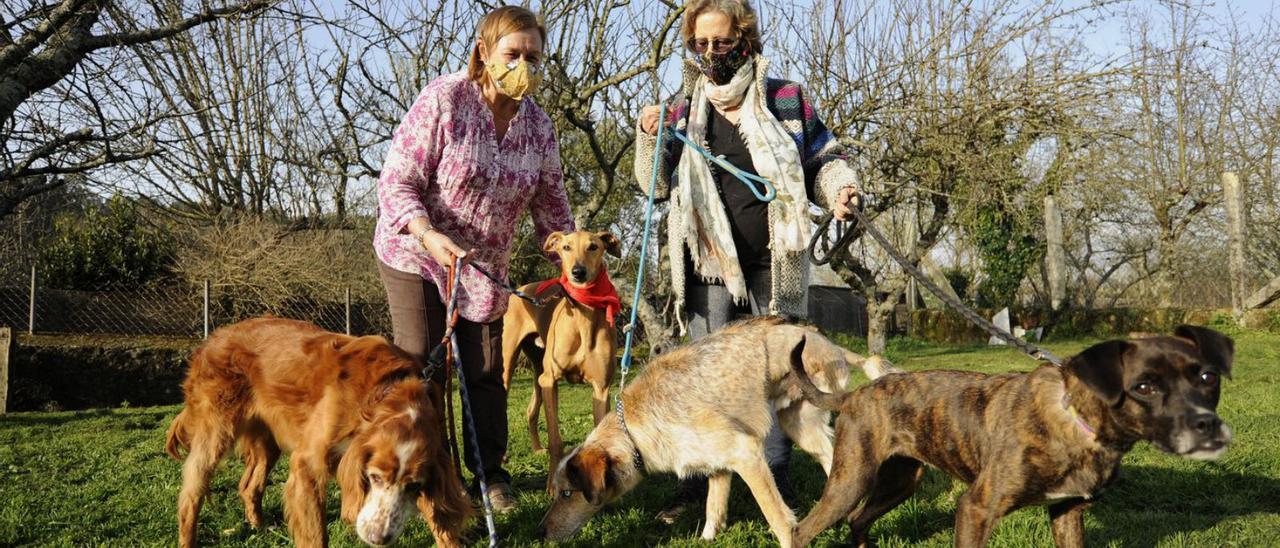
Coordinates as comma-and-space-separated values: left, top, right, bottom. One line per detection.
1223, 172, 1246, 315
1044, 195, 1066, 311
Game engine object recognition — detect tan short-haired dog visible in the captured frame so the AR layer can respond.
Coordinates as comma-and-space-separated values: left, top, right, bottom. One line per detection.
501, 230, 621, 489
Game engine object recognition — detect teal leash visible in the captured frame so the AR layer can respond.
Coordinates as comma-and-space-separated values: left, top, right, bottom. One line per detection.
666, 127, 777, 202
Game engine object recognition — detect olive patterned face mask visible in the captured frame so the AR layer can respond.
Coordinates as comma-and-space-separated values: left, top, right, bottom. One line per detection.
486, 58, 542, 101
695, 44, 752, 85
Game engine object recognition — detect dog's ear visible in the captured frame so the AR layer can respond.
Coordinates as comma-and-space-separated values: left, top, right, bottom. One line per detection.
1174, 325, 1235, 379
566, 447, 613, 506
544, 231, 565, 253
417, 442, 474, 542
1067, 340, 1131, 406
336, 442, 370, 523
596, 232, 622, 258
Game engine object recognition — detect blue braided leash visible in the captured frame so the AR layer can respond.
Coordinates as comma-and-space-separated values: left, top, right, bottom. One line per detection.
615, 101, 670, 431
444, 260, 499, 547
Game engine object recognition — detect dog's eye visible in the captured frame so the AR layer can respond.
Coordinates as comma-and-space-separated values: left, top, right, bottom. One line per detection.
1133, 382, 1157, 396
368, 474, 384, 486
1200, 371, 1219, 386
560, 489, 574, 499
587, 243, 598, 251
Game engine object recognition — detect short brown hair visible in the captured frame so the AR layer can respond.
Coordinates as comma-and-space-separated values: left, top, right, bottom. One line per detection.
467, 6, 547, 83
680, 0, 764, 55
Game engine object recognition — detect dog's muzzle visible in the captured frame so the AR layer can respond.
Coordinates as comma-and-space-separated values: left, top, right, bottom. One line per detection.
570, 264, 588, 283
1171, 413, 1232, 461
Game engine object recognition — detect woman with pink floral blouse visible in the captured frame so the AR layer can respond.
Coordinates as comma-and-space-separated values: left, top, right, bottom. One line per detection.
374, 6, 574, 513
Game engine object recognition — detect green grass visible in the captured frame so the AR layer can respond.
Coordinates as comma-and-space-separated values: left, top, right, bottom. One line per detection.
2, 332, 1278, 547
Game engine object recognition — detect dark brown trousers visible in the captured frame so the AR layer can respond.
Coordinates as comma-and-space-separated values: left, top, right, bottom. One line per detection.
379, 260, 511, 489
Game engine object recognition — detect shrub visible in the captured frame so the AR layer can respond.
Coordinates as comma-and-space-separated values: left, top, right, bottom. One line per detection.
37, 195, 177, 290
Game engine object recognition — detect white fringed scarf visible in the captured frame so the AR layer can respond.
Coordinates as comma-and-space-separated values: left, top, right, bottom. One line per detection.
670, 57, 811, 330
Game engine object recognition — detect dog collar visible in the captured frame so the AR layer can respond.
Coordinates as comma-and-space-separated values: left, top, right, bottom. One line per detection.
614, 401, 646, 471
1061, 392, 1098, 441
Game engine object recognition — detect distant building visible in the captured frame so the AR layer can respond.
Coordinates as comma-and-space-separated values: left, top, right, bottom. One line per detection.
808, 264, 867, 337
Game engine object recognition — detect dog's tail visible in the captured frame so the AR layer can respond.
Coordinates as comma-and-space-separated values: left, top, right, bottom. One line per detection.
791, 336, 851, 411
165, 346, 203, 461
164, 408, 190, 460
844, 350, 901, 381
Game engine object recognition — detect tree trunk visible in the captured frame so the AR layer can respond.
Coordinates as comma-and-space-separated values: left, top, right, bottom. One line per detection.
866, 298, 894, 355
1156, 238, 1177, 307
612, 276, 675, 353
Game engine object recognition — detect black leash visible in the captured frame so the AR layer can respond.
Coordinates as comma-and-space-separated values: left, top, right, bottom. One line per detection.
808, 206, 1064, 366
808, 211, 863, 266
470, 263, 545, 307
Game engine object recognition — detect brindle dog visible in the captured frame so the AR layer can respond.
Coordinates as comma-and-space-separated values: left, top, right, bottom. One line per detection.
789, 325, 1234, 547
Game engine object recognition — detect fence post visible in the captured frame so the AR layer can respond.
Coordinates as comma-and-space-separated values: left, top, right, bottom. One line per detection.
344, 287, 352, 335
1223, 172, 1246, 316
203, 280, 210, 338
0, 327, 10, 414
27, 265, 35, 335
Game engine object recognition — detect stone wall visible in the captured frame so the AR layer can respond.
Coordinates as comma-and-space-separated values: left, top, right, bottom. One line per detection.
907, 307, 1280, 343
6, 334, 196, 411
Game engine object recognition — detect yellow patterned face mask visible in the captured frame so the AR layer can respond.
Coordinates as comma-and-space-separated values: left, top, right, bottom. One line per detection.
485, 59, 542, 101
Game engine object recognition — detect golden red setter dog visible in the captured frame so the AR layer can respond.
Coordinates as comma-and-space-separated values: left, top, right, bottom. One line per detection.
164, 317, 471, 547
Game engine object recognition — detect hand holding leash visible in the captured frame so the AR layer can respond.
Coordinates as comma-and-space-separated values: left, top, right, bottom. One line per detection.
419, 229, 475, 270
833, 186, 861, 221
639, 104, 672, 135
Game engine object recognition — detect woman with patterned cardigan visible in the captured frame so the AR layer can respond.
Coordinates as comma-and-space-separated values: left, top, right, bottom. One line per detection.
632, 0, 861, 522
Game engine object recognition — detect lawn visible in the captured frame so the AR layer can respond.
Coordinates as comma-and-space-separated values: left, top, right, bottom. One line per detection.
2, 330, 1278, 547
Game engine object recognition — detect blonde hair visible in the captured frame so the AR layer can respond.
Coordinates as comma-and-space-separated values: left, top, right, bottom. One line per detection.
467, 6, 547, 83
680, 0, 764, 54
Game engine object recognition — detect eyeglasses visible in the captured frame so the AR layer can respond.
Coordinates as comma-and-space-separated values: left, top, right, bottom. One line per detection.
688, 37, 738, 54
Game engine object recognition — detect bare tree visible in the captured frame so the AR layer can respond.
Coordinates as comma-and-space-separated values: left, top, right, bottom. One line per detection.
0, 0, 272, 219
778, 0, 1120, 351
1105, 2, 1242, 306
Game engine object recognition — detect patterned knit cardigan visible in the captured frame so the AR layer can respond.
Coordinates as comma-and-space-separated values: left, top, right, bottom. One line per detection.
634, 57, 860, 324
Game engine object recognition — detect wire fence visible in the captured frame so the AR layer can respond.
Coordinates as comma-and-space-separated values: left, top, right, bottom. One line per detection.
0, 269, 391, 338
0, 264, 1265, 341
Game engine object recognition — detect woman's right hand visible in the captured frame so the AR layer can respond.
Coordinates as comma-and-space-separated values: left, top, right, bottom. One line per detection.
420, 229, 474, 269
640, 104, 668, 136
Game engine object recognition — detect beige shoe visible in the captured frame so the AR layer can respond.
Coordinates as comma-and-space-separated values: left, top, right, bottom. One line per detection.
485, 482, 517, 514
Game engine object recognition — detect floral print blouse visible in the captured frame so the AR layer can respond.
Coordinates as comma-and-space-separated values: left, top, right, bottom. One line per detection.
375, 71, 574, 323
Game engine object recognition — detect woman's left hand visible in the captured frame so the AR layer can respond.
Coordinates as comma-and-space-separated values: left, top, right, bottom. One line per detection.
833, 187, 861, 221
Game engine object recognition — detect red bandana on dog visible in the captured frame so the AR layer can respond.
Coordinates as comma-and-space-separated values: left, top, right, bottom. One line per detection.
536, 269, 622, 327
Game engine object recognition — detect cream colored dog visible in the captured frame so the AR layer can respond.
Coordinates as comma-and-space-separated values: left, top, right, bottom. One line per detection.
537, 316, 896, 545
